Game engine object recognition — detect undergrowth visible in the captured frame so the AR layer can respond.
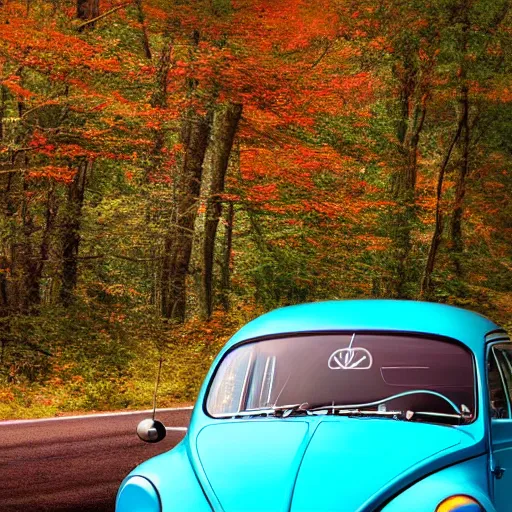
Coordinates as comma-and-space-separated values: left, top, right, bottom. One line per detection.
0, 293, 510, 420
0, 303, 258, 420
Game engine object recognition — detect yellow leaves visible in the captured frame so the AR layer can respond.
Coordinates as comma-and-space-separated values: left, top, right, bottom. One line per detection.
47, 376, 64, 387
102, 284, 140, 298
0, 389, 15, 402
109, 312, 126, 323
355, 234, 391, 252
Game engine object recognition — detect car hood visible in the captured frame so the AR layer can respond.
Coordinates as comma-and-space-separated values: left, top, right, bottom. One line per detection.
194, 418, 474, 512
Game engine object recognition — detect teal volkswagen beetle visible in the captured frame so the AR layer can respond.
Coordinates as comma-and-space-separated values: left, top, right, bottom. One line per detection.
116, 300, 512, 512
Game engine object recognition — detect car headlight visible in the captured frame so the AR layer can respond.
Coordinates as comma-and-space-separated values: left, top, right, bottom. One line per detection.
116, 476, 161, 512
436, 496, 483, 512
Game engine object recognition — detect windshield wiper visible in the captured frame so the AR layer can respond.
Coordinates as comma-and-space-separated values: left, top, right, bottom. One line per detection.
306, 404, 407, 418
329, 409, 406, 419
309, 406, 471, 424
310, 404, 471, 424
310, 390, 463, 415
405, 410, 472, 425
274, 403, 310, 417
215, 403, 310, 419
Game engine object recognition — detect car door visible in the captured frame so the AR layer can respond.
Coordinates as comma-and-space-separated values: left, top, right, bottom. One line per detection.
489, 341, 512, 511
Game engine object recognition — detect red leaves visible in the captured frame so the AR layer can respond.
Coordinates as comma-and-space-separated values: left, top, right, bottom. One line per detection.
0, 2, 123, 78
91, 101, 111, 111
27, 166, 76, 184
246, 183, 278, 203
2, 78, 34, 99
112, 91, 131, 104
28, 133, 50, 149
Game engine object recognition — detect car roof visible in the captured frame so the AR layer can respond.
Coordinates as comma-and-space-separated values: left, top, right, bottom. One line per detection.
227, 299, 502, 353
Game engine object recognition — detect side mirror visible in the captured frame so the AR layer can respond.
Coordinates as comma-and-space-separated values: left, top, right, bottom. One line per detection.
136, 418, 167, 443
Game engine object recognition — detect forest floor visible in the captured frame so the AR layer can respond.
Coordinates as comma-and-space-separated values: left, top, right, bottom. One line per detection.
0, 339, 223, 420
0, 307, 250, 420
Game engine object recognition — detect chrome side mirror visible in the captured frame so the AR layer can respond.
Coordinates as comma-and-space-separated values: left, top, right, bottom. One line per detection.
136, 418, 167, 443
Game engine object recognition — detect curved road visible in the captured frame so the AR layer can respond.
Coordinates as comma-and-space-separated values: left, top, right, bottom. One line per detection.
0, 408, 192, 512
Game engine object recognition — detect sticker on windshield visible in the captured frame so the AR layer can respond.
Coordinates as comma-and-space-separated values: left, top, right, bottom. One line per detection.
328, 334, 373, 370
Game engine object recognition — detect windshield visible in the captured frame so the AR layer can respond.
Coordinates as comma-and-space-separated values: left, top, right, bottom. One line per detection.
206, 333, 475, 423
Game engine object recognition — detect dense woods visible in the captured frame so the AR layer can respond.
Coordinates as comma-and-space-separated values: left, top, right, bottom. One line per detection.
0, 0, 510, 416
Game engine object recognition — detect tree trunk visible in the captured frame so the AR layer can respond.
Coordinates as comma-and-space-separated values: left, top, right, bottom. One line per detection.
450, 84, 470, 276
197, 103, 242, 320
5, 156, 49, 315
76, 0, 99, 27
60, 161, 88, 307
0, 158, 14, 356
391, 58, 428, 200
422, 0, 470, 294
378, 30, 440, 299
135, 0, 152, 60
145, 33, 173, 182
219, 201, 234, 312
19, 174, 40, 312
386, 87, 428, 298
138, 32, 174, 307
32, 186, 57, 305
0, 85, 8, 318
421, 101, 466, 296
0, 86, 6, 142
160, 111, 211, 321
9, 96, 43, 313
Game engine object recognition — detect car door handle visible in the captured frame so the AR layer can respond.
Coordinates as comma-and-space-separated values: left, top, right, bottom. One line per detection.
492, 465, 506, 479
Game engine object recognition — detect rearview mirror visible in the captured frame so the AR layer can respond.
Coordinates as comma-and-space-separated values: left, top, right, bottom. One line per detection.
136, 418, 167, 443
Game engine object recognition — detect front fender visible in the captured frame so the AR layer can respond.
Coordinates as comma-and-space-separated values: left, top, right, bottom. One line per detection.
116, 441, 212, 512
380, 455, 495, 512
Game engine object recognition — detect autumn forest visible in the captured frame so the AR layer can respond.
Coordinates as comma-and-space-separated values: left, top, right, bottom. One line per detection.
0, 0, 510, 416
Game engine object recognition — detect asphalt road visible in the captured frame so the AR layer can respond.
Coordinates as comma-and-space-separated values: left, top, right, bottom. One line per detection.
0, 408, 192, 512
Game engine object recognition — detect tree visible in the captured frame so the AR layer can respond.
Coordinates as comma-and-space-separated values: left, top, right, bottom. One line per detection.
0, 0, 510, 392
60, 161, 88, 306
197, 102, 242, 320
421, 0, 511, 295
161, 109, 211, 320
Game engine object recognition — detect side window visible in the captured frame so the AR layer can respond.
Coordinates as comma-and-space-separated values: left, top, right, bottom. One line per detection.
488, 344, 512, 419
207, 345, 253, 415
495, 345, 512, 403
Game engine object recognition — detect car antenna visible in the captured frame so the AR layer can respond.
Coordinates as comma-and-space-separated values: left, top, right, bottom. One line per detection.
152, 355, 164, 421
136, 354, 167, 443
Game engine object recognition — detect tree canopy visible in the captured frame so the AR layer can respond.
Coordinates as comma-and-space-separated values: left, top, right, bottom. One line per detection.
0, 0, 510, 415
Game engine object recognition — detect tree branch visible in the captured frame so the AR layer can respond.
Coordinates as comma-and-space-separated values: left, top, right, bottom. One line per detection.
77, 253, 165, 262
76, 2, 132, 31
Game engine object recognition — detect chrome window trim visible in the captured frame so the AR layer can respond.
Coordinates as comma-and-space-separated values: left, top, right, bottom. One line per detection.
266, 356, 276, 406
238, 349, 254, 413
488, 341, 512, 419
258, 356, 271, 407
257, 355, 276, 408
